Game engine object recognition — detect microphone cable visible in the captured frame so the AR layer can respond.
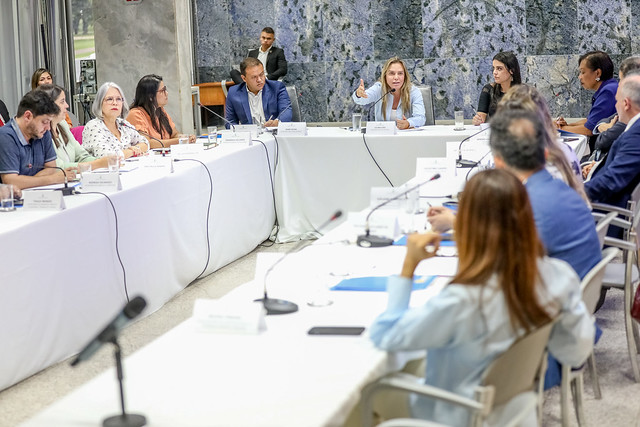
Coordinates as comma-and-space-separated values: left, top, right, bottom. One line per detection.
173, 158, 213, 280
362, 132, 394, 187
74, 190, 130, 302
255, 138, 280, 247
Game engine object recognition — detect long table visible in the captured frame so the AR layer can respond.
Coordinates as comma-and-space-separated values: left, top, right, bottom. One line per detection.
0, 141, 276, 392
20, 224, 457, 427
273, 126, 478, 240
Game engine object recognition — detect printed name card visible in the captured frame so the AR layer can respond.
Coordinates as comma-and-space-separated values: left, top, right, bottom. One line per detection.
234, 124, 259, 139
140, 155, 174, 173
23, 190, 66, 211
170, 143, 204, 159
370, 186, 414, 211
223, 131, 252, 144
277, 121, 307, 136
348, 210, 400, 240
80, 171, 122, 192
366, 121, 397, 136
192, 299, 266, 335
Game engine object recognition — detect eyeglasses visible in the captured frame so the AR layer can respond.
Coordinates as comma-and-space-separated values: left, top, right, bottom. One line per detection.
104, 97, 124, 104
157, 86, 168, 94
247, 72, 266, 82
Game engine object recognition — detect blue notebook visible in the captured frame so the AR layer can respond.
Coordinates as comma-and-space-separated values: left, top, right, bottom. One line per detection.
393, 235, 456, 246
331, 275, 436, 292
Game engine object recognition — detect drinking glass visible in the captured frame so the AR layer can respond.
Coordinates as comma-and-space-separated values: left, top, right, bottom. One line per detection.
0, 184, 15, 211
352, 113, 362, 132
207, 126, 217, 145
454, 110, 465, 130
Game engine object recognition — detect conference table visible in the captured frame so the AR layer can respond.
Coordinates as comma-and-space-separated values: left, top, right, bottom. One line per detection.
273, 126, 480, 241
21, 220, 458, 427
0, 141, 277, 392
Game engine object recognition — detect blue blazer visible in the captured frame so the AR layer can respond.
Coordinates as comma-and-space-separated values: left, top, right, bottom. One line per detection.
585, 118, 640, 209
225, 80, 292, 126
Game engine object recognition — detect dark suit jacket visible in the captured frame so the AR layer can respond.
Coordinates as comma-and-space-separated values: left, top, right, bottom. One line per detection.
225, 79, 292, 126
585, 117, 640, 208
248, 46, 287, 81
0, 100, 9, 125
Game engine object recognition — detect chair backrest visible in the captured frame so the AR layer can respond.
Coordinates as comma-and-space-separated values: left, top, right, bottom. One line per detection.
595, 211, 619, 248
285, 86, 302, 122
70, 125, 84, 145
482, 321, 555, 406
417, 86, 436, 126
582, 247, 620, 313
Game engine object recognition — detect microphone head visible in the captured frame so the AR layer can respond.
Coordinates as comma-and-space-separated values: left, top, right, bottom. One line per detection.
123, 296, 147, 319
390, 88, 396, 93
332, 210, 343, 220
431, 173, 441, 180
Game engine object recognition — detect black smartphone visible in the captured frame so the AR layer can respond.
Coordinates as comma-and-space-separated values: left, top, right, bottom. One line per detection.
307, 326, 365, 336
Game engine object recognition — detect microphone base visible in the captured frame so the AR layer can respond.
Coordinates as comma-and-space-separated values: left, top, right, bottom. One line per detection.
357, 234, 394, 248
57, 187, 76, 196
456, 159, 477, 168
103, 413, 147, 427
254, 297, 299, 315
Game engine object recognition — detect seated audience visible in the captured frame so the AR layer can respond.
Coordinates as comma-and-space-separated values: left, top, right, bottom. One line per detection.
0, 90, 68, 189
583, 56, 640, 169
225, 57, 292, 127
556, 51, 617, 140
497, 84, 588, 203
353, 57, 426, 129
584, 73, 640, 209
83, 82, 149, 159
472, 51, 521, 125
370, 169, 594, 426
126, 74, 196, 147
36, 84, 108, 170
0, 99, 9, 126
31, 68, 74, 128
230, 27, 288, 84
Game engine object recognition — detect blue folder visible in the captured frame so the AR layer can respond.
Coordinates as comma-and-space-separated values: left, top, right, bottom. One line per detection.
331, 275, 436, 292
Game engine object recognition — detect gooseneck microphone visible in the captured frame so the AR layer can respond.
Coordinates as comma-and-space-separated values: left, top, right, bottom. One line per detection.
117, 119, 162, 149
35, 165, 75, 195
199, 102, 236, 131
364, 87, 396, 123
274, 103, 292, 121
357, 174, 441, 248
71, 296, 147, 366
456, 126, 490, 168
256, 210, 343, 315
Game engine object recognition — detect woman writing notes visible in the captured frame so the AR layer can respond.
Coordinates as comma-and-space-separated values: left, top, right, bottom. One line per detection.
472, 51, 522, 125
370, 169, 593, 425
555, 51, 617, 138
126, 74, 196, 148
353, 57, 426, 129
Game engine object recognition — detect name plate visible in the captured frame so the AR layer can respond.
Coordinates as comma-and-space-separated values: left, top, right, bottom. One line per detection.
348, 210, 400, 239
223, 131, 252, 144
277, 121, 307, 136
366, 121, 397, 135
171, 143, 204, 159
80, 171, 122, 192
23, 190, 66, 211
234, 124, 259, 139
140, 155, 174, 173
370, 186, 417, 211
193, 299, 266, 335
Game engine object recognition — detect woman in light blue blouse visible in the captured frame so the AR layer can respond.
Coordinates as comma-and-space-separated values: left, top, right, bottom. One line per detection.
370, 169, 594, 425
353, 57, 426, 129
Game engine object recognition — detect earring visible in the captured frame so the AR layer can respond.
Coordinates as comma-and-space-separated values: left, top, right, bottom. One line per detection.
596, 77, 601, 82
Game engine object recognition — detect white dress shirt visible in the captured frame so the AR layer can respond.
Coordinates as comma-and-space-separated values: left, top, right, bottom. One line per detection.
247, 88, 265, 125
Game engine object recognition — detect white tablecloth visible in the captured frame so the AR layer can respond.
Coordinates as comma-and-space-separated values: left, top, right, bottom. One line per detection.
273, 126, 479, 240
21, 226, 456, 427
0, 142, 276, 392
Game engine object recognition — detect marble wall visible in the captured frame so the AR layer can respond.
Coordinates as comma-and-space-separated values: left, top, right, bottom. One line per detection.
195, 0, 640, 122
93, 0, 194, 131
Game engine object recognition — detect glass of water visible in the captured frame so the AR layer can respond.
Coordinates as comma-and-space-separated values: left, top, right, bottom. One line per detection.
454, 110, 465, 130
0, 184, 15, 211
352, 113, 362, 132
207, 126, 217, 145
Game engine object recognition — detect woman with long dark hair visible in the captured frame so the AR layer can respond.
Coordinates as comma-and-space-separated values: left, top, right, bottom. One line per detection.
126, 74, 195, 147
472, 51, 522, 125
353, 57, 426, 129
370, 169, 594, 425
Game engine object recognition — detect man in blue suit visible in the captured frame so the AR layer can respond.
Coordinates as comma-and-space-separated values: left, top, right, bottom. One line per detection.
225, 57, 292, 127
585, 73, 640, 209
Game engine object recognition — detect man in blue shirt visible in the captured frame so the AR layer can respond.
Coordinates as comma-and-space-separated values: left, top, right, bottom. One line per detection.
0, 90, 66, 190
489, 109, 601, 280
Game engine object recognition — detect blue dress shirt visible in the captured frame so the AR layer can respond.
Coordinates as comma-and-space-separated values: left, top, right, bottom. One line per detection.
353, 82, 426, 128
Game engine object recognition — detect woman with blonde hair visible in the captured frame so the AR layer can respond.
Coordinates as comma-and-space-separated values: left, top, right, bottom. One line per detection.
353, 57, 426, 129
498, 84, 589, 203
370, 169, 594, 425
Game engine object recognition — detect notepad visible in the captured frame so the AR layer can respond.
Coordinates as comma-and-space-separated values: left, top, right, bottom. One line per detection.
330, 275, 436, 292
393, 235, 456, 246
